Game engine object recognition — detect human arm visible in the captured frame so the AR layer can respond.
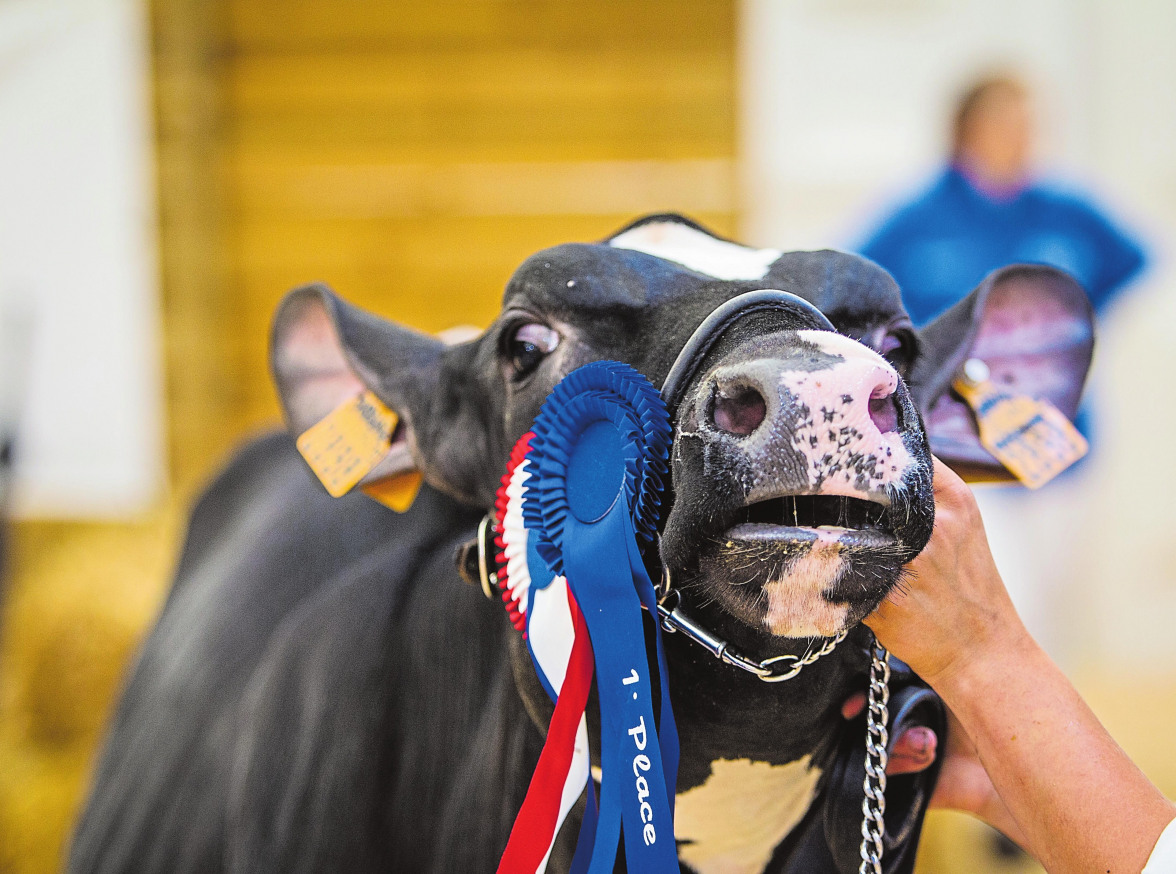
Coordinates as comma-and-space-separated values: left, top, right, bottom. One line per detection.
866, 456, 1175, 873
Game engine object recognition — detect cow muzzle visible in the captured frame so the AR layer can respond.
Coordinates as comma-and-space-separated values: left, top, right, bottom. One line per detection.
661, 309, 934, 639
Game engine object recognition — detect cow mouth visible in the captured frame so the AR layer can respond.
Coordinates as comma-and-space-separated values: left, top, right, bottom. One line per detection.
726, 494, 895, 548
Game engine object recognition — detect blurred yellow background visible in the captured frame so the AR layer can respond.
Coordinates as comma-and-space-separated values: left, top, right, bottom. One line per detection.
1, 1, 1174, 873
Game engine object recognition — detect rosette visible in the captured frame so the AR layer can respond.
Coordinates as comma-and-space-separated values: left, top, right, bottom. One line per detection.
495, 361, 679, 874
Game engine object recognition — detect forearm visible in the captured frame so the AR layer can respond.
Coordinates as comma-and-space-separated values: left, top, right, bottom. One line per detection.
933, 635, 1175, 874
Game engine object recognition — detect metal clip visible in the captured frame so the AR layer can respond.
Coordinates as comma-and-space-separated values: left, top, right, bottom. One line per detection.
476, 513, 498, 600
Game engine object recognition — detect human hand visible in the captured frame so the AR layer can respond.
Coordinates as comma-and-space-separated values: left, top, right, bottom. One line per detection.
839, 692, 937, 776
864, 456, 1032, 688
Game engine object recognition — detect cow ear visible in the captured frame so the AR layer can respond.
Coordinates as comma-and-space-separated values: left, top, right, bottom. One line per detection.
908, 265, 1095, 482
270, 284, 444, 493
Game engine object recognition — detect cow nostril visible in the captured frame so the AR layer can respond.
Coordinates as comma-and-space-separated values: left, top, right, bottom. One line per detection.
869, 391, 899, 434
712, 385, 767, 437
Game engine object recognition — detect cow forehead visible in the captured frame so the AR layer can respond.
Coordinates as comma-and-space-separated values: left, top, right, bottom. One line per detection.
499, 242, 905, 329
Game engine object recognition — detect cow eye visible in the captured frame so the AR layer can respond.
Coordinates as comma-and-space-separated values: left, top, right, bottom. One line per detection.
879, 329, 915, 372
507, 323, 560, 378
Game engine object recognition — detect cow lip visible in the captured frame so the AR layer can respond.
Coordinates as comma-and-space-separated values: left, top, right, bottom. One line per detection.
724, 522, 896, 549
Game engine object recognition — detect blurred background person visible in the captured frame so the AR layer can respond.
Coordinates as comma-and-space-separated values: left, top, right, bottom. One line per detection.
857, 73, 1146, 332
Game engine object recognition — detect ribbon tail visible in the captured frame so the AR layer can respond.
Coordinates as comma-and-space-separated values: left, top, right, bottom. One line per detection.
498, 611, 595, 874
569, 773, 599, 874
570, 510, 679, 873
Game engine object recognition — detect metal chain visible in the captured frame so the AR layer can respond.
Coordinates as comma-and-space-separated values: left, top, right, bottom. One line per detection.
859, 636, 891, 874
756, 628, 849, 682
655, 587, 847, 683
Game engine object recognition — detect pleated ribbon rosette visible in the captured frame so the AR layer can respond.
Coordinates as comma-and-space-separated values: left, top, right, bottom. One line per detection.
494, 361, 680, 874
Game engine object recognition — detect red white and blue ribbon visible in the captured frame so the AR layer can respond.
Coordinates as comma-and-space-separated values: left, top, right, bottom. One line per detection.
495, 361, 679, 874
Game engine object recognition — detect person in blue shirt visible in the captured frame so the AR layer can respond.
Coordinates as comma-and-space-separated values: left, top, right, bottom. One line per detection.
858, 74, 1146, 328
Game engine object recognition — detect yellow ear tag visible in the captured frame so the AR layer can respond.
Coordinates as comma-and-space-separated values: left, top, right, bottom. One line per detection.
362, 471, 424, 513
296, 391, 401, 498
952, 358, 1088, 489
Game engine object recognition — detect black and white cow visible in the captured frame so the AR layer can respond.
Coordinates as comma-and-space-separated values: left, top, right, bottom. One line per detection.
70, 215, 1094, 874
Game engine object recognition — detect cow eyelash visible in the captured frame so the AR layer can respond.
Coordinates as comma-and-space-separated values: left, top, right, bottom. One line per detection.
504, 321, 560, 380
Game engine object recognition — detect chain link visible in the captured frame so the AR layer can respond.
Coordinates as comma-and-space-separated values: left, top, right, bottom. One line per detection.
655, 588, 847, 683
755, 629, 849, 682
859, 636, 891, 874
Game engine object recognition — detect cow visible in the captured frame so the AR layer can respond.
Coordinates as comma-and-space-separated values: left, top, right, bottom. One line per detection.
69, 214, 1094, 874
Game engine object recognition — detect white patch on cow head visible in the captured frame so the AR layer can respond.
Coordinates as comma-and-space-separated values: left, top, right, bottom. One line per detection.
609, 220, 781, 281
778, 330, 913, 502
762, 533, 850, 636
675, 756, 822, 874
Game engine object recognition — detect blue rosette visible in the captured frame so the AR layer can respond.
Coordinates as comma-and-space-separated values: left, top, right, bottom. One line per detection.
519, 361, 679, 874
524, 360, 671, 565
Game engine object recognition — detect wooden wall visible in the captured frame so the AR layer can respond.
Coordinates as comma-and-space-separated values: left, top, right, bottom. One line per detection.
165, 0, 738, 489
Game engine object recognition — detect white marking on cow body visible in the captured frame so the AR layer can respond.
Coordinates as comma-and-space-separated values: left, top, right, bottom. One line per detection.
675, 756, 822, 874
609, 221, 781, 281
762, 532, 850, 636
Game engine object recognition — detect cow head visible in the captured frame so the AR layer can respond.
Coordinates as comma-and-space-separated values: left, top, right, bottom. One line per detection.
271, 214, 1093, 639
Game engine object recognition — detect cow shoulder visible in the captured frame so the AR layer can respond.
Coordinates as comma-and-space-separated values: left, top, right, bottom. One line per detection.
226, 504, 543, 874
68, 433, 408, 874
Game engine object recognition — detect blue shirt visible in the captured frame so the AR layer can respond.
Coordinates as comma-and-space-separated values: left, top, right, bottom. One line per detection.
857, 166, 1146, 327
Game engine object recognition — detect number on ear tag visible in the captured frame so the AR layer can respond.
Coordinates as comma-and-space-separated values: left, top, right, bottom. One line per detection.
952, 360, 1088, 489
296, 391, 400, 498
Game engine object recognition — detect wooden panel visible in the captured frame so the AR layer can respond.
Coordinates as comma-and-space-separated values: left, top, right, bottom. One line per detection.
226, 1, 735, 54
222, 54, 724, 161
217, 7, 738, 455
229, 160, 734, 226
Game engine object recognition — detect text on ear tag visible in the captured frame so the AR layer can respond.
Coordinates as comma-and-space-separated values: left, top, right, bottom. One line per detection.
362, 471, 423, 513
952, 359, 1088, 489
296, 391, 399, 497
